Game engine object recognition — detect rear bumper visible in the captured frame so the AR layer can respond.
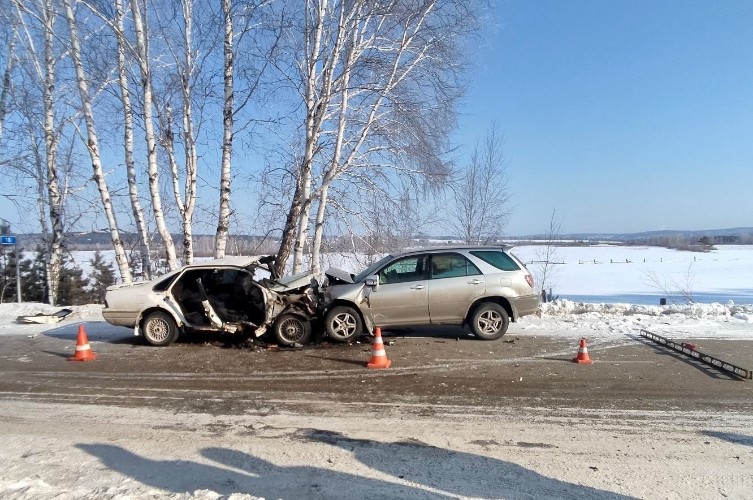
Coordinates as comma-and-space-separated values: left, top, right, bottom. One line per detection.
102, 309, 139, 328
509, 294, 540, 320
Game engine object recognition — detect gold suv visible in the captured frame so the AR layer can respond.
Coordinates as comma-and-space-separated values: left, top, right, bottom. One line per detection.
320, 246, 539, 342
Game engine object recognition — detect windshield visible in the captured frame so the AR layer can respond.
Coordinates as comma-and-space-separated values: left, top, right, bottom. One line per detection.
353, 255, 393, 283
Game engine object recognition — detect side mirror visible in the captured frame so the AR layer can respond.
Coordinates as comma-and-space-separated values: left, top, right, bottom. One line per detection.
365, 274, 379, 290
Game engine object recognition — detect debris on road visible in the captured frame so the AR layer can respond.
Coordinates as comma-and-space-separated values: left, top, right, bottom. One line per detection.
16, 308, 73, 325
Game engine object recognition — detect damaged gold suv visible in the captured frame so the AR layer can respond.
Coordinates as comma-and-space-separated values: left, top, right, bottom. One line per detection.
102, 256, 318, 346
320, 246, 539, 342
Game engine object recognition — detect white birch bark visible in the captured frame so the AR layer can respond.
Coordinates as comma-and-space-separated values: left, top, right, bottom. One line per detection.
178, 0, 197, 265
63, 0, 132, 284
9, 0, 59, 302
41, 0, 62, 305
130, 0, 178, 270
214, 0, 233, 259
292, 0, 353, 274
277, 0, 327, 276
310, 9, 357, 274
114, 0, 151, 278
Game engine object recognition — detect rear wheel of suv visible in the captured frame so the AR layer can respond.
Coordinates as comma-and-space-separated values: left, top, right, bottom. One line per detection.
272, 314, 311, 347
469, 303, 509, 340
142, 311, 179, 346
324, 306, 363, 343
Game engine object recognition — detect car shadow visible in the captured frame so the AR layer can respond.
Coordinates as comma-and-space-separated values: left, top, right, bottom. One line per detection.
381, 325, 478, 341
78, 443, 438, 498
700, 430, 753, 447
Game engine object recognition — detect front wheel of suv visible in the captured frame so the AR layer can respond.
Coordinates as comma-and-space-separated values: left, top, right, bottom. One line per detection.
324, 306, 363, 343
469, 303, 509, 340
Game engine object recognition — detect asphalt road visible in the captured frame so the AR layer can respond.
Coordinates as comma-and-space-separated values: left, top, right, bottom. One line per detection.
1, 322, 751, 417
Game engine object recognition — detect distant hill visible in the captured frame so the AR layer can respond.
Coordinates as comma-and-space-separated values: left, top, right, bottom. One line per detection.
510, 227, 753, 244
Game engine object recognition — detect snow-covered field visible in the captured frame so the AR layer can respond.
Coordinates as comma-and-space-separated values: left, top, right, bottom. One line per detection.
50, 244, 753, 307
512, 244, 753, 305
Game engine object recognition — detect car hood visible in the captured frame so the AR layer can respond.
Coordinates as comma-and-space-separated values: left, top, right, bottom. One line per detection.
324, 267, 355, 285
268, 271, 315, 291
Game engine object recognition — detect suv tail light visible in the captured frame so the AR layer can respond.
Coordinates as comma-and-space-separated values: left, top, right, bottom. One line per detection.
525, 274, 534, 288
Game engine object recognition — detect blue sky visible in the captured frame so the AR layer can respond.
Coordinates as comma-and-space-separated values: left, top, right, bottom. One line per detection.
457, 0, 753, 235
3, 1, 752, 239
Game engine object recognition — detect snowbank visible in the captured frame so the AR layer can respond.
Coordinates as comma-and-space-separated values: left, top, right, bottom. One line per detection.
541, 299, 753, 322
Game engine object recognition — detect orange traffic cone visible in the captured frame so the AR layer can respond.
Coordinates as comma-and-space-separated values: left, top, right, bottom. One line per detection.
69, 325, 97, 362
367, 327, 391, 369
572, 338, 592, 364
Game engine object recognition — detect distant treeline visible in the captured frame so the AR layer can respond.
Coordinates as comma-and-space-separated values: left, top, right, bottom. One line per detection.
11, 231, 753, 256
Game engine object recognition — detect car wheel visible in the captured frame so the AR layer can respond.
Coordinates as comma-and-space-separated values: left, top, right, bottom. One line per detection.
324, 306, 363, 343
469, 303, 509, 340
142, 311, 179, 346
273, 314, 312, 347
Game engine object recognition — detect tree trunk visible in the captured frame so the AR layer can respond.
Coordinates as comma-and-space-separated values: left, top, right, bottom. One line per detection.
130, 0, 178, 270
214, 0, 233, 259
115, 0, 151, 279
278, 0, 322, 276
179, 0, 197, 265
63, 0, 132, 284
42, 0, 61, 305
0, 28, 15, 139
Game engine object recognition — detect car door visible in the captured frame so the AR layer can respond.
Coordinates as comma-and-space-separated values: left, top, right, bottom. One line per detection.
366, 254, 430, 326
428, 253, 485, 324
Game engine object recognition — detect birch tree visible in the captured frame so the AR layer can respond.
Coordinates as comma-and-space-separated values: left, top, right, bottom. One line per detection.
114, 0, 151, 277
214, 0, 234, 258
130, 0, 178, 270
81, 0, 154, 278
9, 0, 67, 304
152, 0, 201, 265
62, 0, 132, 283
450, 123, 511, 245
274, 0, 479, 275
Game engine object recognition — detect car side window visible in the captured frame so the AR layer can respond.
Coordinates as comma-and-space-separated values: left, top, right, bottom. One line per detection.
470, 250, 521, 271
378, 255, 429, 284
430, 253, 481, 279
153, 274, 178, 292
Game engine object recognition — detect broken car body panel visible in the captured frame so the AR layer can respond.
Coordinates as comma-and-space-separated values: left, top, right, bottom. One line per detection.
103, 256, 316, 341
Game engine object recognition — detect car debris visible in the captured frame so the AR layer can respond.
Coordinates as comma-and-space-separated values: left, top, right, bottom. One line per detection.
16, 308, 73, 325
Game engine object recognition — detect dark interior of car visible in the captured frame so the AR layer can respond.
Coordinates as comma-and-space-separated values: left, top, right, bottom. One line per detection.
170, 269, 265, 327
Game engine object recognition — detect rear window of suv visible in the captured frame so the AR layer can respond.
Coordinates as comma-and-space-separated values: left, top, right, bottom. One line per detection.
470, 251, 521, 272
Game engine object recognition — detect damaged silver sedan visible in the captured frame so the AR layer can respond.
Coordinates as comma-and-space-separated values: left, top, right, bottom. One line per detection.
102, 256, 318, 347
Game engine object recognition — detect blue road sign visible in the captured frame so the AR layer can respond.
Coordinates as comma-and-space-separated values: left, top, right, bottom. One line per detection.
1, 235, 16, 245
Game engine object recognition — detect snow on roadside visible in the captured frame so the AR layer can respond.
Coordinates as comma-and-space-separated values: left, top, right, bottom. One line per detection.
541, 298, 753, 322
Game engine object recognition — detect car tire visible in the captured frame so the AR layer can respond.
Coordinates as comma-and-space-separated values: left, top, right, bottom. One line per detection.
469, 303, 509, 340
142, 311, 179, 346
324, 306, 363, 343
272, 314, 312, 347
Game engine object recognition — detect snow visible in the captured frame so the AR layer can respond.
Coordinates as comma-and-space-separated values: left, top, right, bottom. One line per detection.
512, 244, 753, 305
2, 245, 753, 498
